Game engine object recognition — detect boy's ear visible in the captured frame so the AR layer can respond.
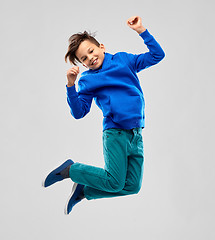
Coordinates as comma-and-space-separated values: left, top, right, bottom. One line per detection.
100, 43, 105, 51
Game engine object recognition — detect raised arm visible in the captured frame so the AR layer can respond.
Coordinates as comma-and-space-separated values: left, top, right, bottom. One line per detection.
126, 16, 165, 72
66, 67, 93, 119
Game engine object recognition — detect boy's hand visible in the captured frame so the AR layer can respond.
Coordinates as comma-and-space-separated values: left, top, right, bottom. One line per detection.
67, 66, 80, 87
127, 16, 146, 34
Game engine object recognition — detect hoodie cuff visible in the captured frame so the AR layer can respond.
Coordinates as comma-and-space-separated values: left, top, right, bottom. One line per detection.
66, 84, 77, 96
139, 29, 152, 41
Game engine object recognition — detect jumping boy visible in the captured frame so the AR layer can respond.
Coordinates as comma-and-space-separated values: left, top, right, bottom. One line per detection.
43, 16, 165, 215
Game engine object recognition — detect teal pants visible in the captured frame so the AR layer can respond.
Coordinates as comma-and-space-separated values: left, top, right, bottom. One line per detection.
69, 128, 144, 200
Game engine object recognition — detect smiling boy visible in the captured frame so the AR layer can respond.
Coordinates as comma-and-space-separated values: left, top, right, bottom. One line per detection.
43, 16, 165, 215
75, 39, 105, 70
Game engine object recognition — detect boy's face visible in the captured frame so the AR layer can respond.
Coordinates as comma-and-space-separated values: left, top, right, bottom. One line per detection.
75, 40, 106, 70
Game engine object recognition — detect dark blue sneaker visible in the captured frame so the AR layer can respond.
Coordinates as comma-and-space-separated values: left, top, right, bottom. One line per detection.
42, 159, 74, 187
64, 183, 85, 215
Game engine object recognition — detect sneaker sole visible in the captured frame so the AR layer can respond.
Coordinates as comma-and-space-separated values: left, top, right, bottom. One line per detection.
64, 182, 78, 215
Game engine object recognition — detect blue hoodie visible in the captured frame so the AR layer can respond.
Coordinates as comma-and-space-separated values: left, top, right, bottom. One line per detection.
66, 29, 165, 131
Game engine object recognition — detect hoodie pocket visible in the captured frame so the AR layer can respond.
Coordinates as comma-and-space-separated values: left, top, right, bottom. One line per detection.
110, 94, 144, 123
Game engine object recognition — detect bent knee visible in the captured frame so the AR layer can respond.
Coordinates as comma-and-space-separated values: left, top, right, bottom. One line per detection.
132, 184, 142, 194
108, 178, 125, 192
128, 182, 142, 195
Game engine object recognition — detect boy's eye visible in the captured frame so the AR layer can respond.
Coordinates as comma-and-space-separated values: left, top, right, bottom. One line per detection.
90, 49, 94, 53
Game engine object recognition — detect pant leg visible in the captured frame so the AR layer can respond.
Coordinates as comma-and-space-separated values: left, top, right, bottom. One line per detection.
121, 128, 144, 194
84, 128, 144, 200
69, 128, 129, 194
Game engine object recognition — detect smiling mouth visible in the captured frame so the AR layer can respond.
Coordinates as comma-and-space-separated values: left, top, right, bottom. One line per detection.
91, 58, 98, 66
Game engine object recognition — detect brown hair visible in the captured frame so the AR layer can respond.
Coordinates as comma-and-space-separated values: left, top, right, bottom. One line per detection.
65, 31, 100, 65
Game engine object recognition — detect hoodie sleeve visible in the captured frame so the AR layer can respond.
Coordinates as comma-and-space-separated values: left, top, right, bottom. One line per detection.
66, 80, 93, 119
124, 29, 165, 73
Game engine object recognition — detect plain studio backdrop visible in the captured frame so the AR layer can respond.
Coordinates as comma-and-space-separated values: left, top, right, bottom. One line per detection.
0, 0, 214, 239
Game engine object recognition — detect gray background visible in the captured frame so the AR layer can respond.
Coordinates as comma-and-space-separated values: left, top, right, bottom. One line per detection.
0, 0, 214, 239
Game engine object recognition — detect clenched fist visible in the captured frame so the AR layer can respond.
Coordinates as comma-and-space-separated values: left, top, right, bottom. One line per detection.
127, 16, 146, 34
67, 66, 80, 87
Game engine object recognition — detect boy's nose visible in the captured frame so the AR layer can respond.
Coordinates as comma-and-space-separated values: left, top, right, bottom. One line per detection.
89, 56, 94, 63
